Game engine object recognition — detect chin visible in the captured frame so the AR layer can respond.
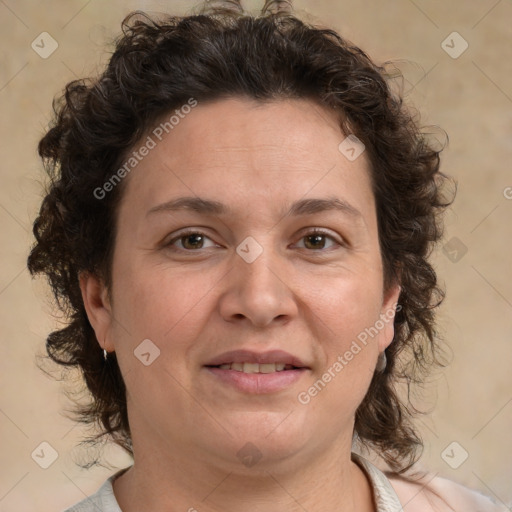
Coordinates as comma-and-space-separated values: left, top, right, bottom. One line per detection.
203, 415, 312, 466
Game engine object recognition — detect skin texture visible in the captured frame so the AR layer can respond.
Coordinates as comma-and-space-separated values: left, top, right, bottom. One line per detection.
80, 97, 403, 512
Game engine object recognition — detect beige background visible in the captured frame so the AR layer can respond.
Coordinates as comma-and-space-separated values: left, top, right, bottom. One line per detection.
0, 0, 511, 510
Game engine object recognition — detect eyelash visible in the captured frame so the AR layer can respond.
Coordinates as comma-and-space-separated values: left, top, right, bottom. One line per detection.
165, 228, 344, 253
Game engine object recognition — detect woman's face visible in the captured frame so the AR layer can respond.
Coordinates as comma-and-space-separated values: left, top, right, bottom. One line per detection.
84, 97, 400, 470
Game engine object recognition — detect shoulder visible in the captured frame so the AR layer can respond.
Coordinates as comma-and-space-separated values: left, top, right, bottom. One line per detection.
62, 469, 126, 512
385, 471, 507, 512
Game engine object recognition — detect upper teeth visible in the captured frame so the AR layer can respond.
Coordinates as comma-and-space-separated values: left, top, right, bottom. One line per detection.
218, 362, 294, 373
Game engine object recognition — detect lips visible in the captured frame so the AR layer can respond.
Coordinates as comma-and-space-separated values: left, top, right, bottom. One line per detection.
204, 349, 309, 369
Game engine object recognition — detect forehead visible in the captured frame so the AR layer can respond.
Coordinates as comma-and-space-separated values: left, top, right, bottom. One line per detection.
155, 97, 355, 171
118, 97, 375, 220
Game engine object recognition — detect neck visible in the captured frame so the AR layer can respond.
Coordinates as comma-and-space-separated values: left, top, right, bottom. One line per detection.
113, 435, 375, 512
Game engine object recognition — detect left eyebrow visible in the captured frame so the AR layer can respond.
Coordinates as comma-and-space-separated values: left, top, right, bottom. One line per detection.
146, 196, 363, 220
286, 197, 362, 219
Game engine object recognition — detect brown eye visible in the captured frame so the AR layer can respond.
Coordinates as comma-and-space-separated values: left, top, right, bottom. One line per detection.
167, 230, 217, 251
181, 233, 205, 250
304, 234, 327, 250
295, 230, 340, 251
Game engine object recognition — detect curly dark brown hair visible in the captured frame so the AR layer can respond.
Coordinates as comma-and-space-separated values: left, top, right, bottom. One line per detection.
27, 0, 453, 473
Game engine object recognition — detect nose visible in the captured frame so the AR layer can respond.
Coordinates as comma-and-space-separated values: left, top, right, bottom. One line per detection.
218, 243, 298, 328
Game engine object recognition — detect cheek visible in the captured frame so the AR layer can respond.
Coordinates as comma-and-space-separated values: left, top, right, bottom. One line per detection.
107, 260, 238, 439
108, 266, 214, 409
308, 268, 383, 339
302, 273, 384, 403
109, 260, 222, 358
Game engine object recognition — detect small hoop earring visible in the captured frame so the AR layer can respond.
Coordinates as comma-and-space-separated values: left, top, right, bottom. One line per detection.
376, 351, 387, 372
103, 349, 108, 361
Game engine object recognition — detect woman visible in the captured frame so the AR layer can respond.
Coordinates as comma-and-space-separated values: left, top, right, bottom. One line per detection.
27, 1, 505, 510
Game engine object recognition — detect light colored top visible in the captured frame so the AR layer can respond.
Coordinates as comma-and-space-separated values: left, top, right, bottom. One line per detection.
62, 467, 127, 512
62, 452, 402, 512
352, 452, 404, 511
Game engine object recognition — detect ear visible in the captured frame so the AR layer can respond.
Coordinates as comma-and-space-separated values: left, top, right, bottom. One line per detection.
79, 272, 115, 352
377, 281, 402, 352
